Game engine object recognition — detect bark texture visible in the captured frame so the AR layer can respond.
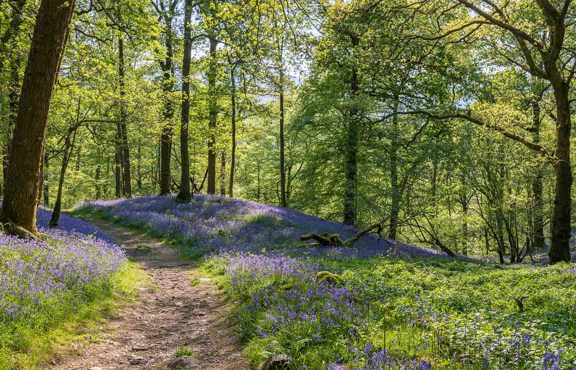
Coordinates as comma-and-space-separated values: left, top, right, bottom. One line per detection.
549, 78, 572, 262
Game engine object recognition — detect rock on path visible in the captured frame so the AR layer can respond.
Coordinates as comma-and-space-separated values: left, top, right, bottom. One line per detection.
49, 219, 247, 370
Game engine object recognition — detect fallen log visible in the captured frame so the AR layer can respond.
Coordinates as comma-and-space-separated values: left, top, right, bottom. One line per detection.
300, 223, 383, 248
300, 232, 343, 247
342, 223, 383, 247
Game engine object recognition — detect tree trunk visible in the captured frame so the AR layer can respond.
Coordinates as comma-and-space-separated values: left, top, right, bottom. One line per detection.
343, 34, 360, 226
530, 96, 545, 252
257, 162, 261, 201
114, 139, 123, 197
461, 201, 469, 256
229, 66, 237, 197
343, 107, 359, 224
105, 156, 111, 196
2, 0, 75, 235
495, 209, 507, 264
549, 78, 572, 263
388, 94, 400, 239
117, 36, 132, 198
136, 143, 143, 192
219, 151, 226, 196
279, 61, 287, 207
49, 131, 76, 227
72, 145, 79, 171
95, 164, 102, 199
43, 150, 49, 207
177, 0, 193, 202
50, 98, 81, 226
343, 104, 359, 225
159, 19, 175, 195
49, 158, 67, 227
207, 35, 218, 195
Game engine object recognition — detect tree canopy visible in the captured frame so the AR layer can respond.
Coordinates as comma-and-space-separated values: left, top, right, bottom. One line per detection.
1, 0, 575, 263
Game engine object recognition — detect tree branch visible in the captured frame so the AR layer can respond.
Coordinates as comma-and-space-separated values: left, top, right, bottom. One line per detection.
455, 0, 544, 50
404, 110, 552, 158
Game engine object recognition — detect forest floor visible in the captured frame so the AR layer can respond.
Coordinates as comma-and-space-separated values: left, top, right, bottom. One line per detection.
63, 196, 576, 368
50, 218, 247, 370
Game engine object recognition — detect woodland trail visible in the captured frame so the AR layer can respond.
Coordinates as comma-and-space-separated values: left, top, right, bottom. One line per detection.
50, 219, 248, 370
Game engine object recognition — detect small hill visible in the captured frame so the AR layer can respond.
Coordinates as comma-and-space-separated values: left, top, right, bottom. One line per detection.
82, 194, 446, 259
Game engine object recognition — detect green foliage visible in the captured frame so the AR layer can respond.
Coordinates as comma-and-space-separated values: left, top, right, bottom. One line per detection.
175, 346, 194, 358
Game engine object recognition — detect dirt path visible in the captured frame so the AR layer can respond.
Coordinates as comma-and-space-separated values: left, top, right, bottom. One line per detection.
50, 219, 248, 370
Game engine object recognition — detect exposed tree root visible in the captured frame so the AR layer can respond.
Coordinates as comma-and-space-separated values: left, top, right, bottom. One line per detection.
0, 220, 38, 239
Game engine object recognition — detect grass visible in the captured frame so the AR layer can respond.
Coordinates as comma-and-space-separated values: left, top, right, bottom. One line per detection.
0, 261, 146, 369
175, 346, 194, 357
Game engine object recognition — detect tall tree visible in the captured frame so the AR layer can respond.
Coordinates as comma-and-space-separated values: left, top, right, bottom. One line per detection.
49, 100, 82, 227
278, 44, 288, 207
117, 36, 132, 197
177, 0, 193, 202
207, 33, 218, 195
425, 0, 574, 263
1, 0, 76, 235
530, 87, 546, 252
228, 62, 238, 197
154, 0, 177, 196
